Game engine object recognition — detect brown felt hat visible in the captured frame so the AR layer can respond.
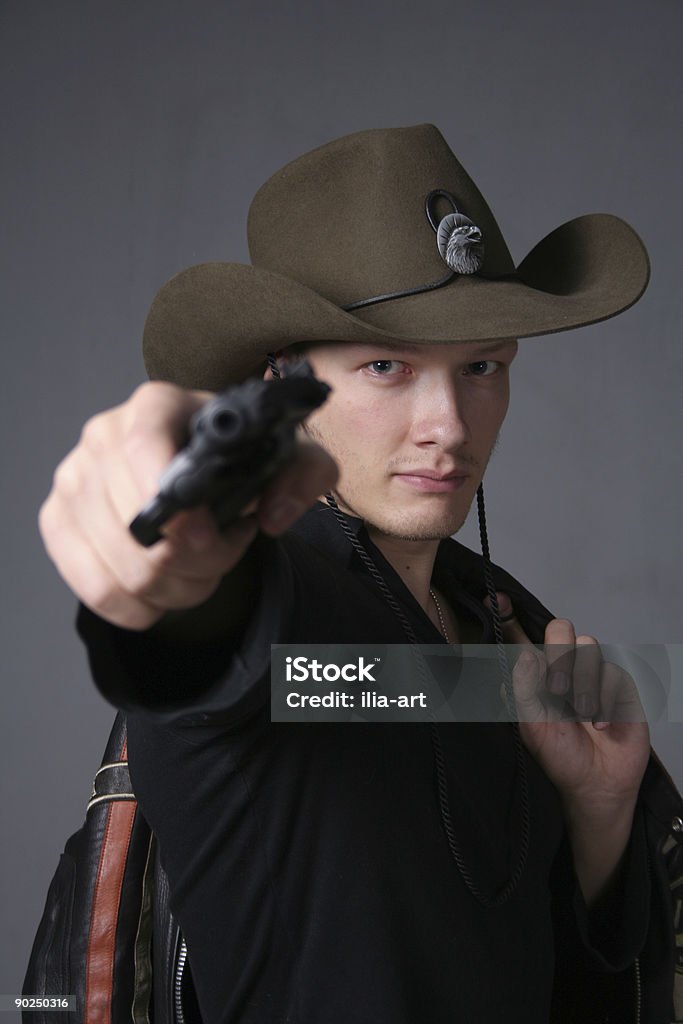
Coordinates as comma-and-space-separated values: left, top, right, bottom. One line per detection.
143, 124, 650, 390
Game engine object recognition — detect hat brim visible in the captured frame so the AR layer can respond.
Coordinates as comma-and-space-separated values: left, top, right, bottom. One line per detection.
143, 213, 649, 390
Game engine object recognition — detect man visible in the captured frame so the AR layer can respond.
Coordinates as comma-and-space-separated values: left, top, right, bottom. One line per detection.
39, 125, 681, 1022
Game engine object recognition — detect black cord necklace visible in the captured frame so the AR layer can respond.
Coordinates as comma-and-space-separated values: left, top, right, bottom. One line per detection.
323, 490, 530, 907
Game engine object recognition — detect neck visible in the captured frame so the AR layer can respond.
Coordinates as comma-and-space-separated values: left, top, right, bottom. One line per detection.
363, 524, 440, 611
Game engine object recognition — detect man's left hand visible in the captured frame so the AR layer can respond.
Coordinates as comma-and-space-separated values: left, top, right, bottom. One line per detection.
485, 593, 651, 906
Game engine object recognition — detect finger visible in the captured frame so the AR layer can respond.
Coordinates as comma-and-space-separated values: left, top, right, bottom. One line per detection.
257, 440, 339, 535
119, 382, 213, 504
482, 592, 531, 645
595, 662, 647, 728
544, 618, 576, 698
510, 647, 548, 723
591, 660, 622, 729
39, 491, 164, 629
78, 384, 214, 550
75, 475, 258, 609
101, 386, 213, 541
570, 635, 601, 720
47, 434, 259, 621
160, 505, 226, 553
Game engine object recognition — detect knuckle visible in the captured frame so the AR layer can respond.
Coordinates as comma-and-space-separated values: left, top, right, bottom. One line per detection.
148, 540, 186, 576
124, 385, 166, 437
80, 411, 114, 453
118, 544, 197, 603
123, 382, 194, 454
119, 559, 165, 601
117, 556, 218, 614
121, 423, 157, 463
130, 379, 171, 405
89, 583, 161, 630
82, 575, 128, 620
52, 454, 84, 499
128, 379, 190, 419
37, 496, 59, 544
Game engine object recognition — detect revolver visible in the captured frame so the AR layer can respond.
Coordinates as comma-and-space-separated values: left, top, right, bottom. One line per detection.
129, 360, 331, 547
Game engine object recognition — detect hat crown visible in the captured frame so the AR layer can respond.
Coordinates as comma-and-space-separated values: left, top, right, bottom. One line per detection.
143, 124, 649, 391
247, 124, 515, 308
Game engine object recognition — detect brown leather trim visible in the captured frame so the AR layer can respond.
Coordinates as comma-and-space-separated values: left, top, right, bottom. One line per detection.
84, 733, 136, 1023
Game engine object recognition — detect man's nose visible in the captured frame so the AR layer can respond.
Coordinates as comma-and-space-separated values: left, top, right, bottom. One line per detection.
411, 380, 471, 449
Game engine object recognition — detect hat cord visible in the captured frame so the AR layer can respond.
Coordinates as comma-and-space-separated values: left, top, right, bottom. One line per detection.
341, 189, 483, 313
342, 268, 456, 313
267, 353, 530, 907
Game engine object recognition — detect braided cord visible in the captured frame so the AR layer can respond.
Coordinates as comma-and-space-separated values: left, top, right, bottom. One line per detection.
324, 489, 530, 907
323, 496, 419, 641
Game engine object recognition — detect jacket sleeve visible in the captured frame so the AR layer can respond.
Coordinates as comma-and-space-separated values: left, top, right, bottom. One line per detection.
480, 566, 673, 1022
550, 754, 683, 1024
639, 753, 683, 1023
549, 801, 651, 1023
76, 532, 294, 728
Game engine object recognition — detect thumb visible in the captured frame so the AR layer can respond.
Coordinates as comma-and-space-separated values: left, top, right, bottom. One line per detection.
483, 591, 530, 645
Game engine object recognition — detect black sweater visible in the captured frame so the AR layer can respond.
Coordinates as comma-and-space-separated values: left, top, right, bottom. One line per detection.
78, 502, 651, 1023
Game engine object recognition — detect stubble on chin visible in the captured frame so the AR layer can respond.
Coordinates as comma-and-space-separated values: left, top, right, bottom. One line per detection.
325, 487, 471, 542
370, 511, 470, 543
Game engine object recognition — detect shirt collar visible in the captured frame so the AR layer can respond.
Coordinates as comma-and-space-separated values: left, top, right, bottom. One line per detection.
289, 501, 494, 642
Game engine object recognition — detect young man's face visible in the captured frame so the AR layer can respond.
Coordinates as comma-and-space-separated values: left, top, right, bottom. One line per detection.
293, 339, 518, 541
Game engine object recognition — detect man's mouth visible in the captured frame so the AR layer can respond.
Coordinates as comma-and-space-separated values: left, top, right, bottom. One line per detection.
392, 470, 470, 493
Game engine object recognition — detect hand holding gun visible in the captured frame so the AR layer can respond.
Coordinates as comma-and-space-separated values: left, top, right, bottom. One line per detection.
129, 360, 331, 546
39, 361, 336, 630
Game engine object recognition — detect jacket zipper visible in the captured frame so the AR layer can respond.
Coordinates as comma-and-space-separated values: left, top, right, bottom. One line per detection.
174, 936, 188, 1024
633, 956, 641, 1024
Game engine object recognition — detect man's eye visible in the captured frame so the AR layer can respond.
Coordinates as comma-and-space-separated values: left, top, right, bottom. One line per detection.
466, 360, 500, 376
366, 360, 404, 375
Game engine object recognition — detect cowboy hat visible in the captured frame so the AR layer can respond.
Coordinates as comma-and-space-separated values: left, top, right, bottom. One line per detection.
142, 124, 649, 390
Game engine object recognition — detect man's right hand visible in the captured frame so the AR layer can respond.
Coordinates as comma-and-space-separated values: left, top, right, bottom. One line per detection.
39, 381, 339, 631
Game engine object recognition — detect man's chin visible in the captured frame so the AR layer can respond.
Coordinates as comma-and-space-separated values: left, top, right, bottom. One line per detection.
324, 489, 472, 541
366, 507, 469, 542
382, 523, 464, 542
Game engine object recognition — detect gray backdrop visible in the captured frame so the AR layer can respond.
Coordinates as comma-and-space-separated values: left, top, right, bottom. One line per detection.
2, 0, 681, 1001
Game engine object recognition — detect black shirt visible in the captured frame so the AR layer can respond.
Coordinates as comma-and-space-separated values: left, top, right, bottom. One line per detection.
78, 502, 650, 1024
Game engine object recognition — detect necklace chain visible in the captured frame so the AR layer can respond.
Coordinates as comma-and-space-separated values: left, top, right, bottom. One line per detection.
429, 587, 450, 644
